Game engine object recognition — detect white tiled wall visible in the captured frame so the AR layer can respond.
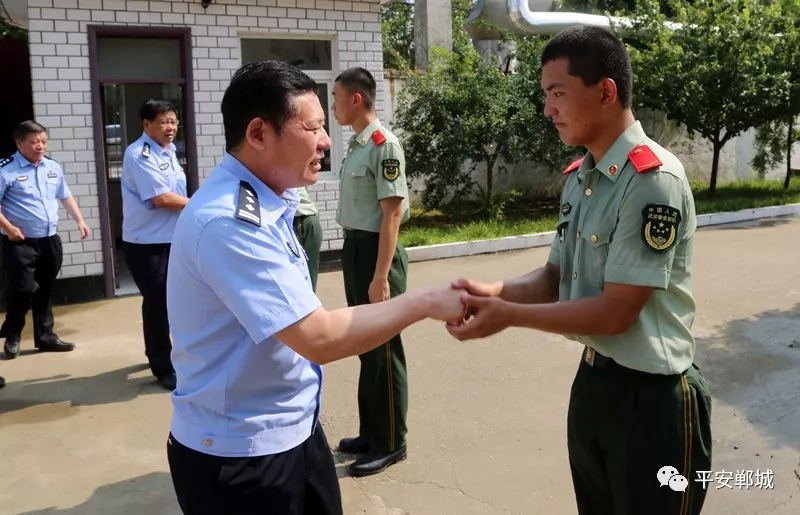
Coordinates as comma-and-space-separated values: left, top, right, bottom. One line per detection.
26, 0, 384, 278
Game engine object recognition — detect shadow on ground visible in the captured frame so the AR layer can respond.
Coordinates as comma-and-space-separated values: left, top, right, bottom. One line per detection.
0, 364, 165, 426
15, 472, 180, 515
695, 301, 800, 452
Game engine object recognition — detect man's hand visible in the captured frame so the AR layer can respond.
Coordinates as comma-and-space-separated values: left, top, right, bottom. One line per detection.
422, 284, 469, 324
445, 293, 512, 341
78, 222, 90, 240
369, 277, 391, 303
6, 225, 25, 241
450, 278, 502, 298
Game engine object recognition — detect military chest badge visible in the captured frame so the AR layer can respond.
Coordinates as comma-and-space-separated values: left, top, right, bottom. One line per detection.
642, 204, 682, 253
560, 202, 572, 215
382, 159, 400, 181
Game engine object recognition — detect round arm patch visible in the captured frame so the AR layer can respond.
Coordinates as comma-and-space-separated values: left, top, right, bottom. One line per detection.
641, 204, 682, 253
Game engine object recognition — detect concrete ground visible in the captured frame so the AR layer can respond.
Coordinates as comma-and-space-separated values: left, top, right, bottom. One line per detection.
1, 216, 799, 515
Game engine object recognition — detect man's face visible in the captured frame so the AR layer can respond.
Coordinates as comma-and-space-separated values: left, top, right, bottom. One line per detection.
143, 111, 179, 147
262, 91, 332, 190
16, 131, 48, 163
331, 81, 356, 126
541, 58, 604, 147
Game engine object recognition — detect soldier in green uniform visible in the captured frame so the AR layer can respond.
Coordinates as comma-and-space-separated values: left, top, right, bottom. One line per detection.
332, 66, 411, 477
293, 186, 323, 291
447, 27, 712, 514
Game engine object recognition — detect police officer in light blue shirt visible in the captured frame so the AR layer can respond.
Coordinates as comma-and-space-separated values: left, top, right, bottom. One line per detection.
165, 60, 467, 515
0, 120, 90, 358
121, 99, 188, 391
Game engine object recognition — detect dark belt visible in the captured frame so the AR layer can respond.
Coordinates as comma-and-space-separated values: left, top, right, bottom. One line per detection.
582, 346, 653, 376
343, 228, 378, 239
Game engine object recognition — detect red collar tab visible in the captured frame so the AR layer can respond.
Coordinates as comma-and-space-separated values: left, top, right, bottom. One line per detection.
370, 130, 386, 146
562, 157, 584, 175
629, 145, 662, 173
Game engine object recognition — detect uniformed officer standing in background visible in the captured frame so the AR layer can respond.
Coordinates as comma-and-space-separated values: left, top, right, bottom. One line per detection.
164, 60, 465, 514
0, 121, 90, 358
332, 66, 411, 477
121, 99, 188, 391
293, 186, 323, 291
447, 27, 712, 515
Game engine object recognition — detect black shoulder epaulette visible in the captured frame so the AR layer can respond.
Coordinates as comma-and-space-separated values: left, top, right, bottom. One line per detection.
0, 156, 13, 169
235, 181, 260, 226
142, 142, 151, 158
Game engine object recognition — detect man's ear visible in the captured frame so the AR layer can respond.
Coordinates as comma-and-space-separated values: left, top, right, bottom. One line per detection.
600, 77, 619, 107
244, 118, 270, 151
353, 92, 363, 108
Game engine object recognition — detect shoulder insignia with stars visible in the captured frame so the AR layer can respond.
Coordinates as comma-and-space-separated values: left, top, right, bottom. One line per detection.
370, 130, 387, 147
0, 156, 12, 169
142, 142, 151, 159
562, 157, 584, 175
641, 204, 682, 253
235, 181, 260, 226
629, 145, 662, 173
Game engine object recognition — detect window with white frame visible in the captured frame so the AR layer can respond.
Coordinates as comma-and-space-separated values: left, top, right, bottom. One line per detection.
239, 36, 340, 181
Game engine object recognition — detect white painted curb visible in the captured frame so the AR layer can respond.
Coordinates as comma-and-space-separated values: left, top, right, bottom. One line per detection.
406, 203, 800, 263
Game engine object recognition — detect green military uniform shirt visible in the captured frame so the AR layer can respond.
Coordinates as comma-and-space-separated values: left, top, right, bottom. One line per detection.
336, 119, 410, 233
296, 187, 318, 216
548, 121, 697, 375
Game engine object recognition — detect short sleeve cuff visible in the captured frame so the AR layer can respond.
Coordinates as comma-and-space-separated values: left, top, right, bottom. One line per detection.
57, 184, 72, 200
142, 185, 171, 201
604, 264, 669, 289
249, 291, 322, 345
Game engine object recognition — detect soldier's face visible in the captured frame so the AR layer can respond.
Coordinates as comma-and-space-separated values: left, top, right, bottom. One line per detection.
261, 92, 332, 189
331, 82, 356, 126
144, 111, 179, 147
16, 131, 48, 163
541, 58, 605, 147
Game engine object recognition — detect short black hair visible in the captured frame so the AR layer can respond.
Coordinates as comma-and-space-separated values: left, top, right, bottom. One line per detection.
221, 60, 318, 151
335, 67, 376, 111
13, 120, 47, 141
140, 99, 178, 122
541, 26, 633, 109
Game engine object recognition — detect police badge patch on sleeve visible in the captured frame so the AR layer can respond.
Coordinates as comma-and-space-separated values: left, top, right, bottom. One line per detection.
382, 159, 400, 181
642, 204, 681, 253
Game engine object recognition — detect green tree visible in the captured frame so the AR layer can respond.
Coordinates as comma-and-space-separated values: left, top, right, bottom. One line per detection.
394, 38, 577, 218
751, 0, 800, 188
626, 0, 792, 195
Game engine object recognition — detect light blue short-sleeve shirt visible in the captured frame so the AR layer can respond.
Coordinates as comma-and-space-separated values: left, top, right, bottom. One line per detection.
0, 152, 71, 238
121, 132, 187, 244
166, 152, 323, 458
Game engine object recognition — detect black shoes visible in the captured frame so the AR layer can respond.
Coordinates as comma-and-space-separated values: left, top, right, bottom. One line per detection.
4, 336, 75, 358
347, 448, 408, 477
338, 436, 370, 454
0, 376, 5, 388
157, 372, 177, 391
4, 337, 20, 358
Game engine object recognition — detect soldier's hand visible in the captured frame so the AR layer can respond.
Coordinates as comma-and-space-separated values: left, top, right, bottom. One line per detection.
7, 226, 25, 241
78, 222, 91, 240
421, 284, 469, 324
450, 278, 502, 298
445, 293, 511, 341
369, 277, 390, 303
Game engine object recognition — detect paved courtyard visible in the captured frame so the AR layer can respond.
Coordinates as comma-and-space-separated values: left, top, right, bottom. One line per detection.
1, 216, 799, 515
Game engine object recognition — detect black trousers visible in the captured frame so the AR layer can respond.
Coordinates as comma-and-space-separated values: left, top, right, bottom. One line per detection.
342, 230, 409, 453
0, 234, 63, 344
292, 214, 322, 292
568, 351, 713, 515
123, 242, 173, 378
167, 424, 343, 515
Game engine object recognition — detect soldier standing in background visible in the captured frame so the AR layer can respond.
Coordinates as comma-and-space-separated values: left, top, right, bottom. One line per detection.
0, 121, 90, 359
293, 187, 323, 291
332, 66, 411, 477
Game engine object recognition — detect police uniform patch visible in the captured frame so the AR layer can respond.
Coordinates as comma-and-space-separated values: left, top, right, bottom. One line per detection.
142, 142, 151, 159
382, 159, 400, 181
235, 181, 261, 226
48, 171, 58, 178
0, 156, 12, 169
16, 175, 28, 182
159, 163, 169, 170
642, 204, 681, 253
